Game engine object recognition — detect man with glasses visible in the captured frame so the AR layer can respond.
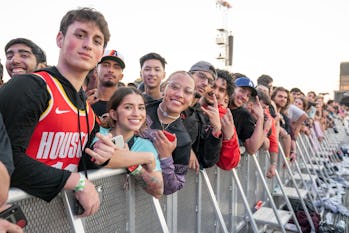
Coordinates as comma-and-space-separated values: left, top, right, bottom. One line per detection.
143, 71, 194, 194
182, 61, 222, 171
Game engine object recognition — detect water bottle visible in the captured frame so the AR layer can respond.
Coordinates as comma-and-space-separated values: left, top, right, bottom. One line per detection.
335, 220, 345, 233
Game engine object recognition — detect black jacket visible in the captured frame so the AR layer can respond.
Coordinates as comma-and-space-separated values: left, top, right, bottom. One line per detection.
182, 102, 222, 168
145, 100, 192, 165
0, 113, 14, 175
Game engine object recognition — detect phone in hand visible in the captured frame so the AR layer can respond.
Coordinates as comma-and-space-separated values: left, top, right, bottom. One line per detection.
74, 185, 103, 215
0, 204, 27, 228
111, 135, 124, 148
218, 106, 227, 117
74, 198, 84, 216
163, 130, 176, 142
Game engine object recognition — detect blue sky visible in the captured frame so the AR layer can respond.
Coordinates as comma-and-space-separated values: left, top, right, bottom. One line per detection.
2, 0, 349, 99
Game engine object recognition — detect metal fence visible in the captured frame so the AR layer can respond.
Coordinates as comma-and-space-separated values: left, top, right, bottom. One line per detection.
7, 126, 347, 233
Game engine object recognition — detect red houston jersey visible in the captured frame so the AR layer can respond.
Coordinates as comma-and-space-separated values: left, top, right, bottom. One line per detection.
26, 71, 95, 172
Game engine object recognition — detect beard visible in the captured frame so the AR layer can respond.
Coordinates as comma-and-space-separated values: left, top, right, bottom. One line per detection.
194, 92, 201, 99
102, 80, 117, 87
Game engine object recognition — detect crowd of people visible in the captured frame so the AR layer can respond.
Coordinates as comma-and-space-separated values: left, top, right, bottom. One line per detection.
0, 7, 347, 232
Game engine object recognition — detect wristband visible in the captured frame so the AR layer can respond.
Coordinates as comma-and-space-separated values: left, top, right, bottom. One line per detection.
128, 164, 142, 176
74, 173, 86, 192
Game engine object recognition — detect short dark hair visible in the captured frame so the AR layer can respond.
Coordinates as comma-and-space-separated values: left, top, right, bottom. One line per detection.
139, 52, 167, 69
257, 74, 273, 86
59, 7, 110, 48
5, 38, 46, 64
290, 87, 301, 93
216, 69, 235, 99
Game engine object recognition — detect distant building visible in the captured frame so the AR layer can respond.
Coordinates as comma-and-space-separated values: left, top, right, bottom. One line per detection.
340, 62, 349, 91
335, 62, 349, 104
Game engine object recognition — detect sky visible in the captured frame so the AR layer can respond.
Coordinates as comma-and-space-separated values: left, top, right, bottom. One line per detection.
2, 0, 349, 99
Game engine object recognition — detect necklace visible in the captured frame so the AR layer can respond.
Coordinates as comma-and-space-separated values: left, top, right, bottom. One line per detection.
158, 103, 180, 120
159, 120, 171, 131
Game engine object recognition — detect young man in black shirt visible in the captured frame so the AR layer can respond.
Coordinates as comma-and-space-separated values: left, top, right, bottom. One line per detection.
0, 8, 115, 217
230, 75, 265, 155
183, 61, 222, 171
4, 38, 47, 78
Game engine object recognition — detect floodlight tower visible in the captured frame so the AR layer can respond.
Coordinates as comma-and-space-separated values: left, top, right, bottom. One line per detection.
216, 0, 233, 70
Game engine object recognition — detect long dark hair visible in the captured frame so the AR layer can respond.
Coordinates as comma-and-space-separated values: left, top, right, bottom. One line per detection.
103, 87, 145, 128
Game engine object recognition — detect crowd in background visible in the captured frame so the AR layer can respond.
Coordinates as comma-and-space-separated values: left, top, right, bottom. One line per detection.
0, 7, 347, 232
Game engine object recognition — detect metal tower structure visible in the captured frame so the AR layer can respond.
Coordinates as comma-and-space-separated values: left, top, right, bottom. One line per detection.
216, 0, 233, 70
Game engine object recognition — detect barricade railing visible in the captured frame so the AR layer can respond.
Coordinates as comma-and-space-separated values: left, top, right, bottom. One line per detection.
7, 125, 347, 233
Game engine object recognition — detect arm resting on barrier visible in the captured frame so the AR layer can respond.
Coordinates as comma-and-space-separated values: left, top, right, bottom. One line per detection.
64, 172, 100, 217
160, 157, 187, 195
133, 168, 163, 199
105, 150, 155, 170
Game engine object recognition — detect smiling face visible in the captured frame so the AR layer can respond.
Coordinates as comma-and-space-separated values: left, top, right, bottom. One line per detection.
204, 78, 227, 106
162, 71, 195, 115
5, 43, 38, 77
56, 21, 105, 77
110, 93, 146, 138
231, 86, 252, 108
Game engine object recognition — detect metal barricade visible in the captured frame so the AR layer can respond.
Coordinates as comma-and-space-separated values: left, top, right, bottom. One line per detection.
8, 129, 347, 233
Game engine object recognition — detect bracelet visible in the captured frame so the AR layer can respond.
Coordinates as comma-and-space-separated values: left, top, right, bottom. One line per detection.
129, 165, 143, 176
74, 173, 86, 192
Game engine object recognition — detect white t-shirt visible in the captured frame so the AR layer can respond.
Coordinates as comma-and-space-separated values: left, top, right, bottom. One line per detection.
288, 104, 306, 123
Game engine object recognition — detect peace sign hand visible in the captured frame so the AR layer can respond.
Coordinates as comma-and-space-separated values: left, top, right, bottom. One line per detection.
201, 94, 221, 133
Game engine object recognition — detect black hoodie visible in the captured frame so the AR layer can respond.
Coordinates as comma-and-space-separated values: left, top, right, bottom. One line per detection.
0, 67, 99, 202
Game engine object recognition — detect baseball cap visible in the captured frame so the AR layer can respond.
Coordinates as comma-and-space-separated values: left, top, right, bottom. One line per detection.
235, 77, 257, 97
189, 61, 217, 79
99, 50, 125, 69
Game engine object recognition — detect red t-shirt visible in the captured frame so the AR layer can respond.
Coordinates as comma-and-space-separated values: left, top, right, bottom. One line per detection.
216, 105, 241, 170
265, 108, 278, 154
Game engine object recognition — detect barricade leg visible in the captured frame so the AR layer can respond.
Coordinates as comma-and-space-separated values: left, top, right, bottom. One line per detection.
278, 143, 317, 232
231, 168, 260, 232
